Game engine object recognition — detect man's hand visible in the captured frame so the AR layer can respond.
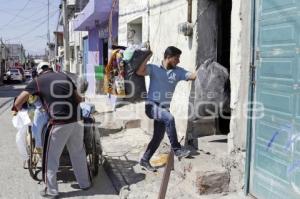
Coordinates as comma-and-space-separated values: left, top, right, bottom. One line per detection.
188, 66, 201, 81
11, 111, 17, 116
188, 72, 197, 81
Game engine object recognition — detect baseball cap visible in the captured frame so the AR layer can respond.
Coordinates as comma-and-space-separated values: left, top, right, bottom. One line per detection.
36, 62, 50, 74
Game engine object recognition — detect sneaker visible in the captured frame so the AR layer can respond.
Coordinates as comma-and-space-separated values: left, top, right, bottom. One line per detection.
140, 159, 157, 172
71, 184, 92, 191
40, 188, 59, 199
174, 148, 191, 158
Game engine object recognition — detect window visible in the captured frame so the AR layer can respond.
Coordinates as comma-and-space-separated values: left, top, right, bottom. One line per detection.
127, 17, 143, 46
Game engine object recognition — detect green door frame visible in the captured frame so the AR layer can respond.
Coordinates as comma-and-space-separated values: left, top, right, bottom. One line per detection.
244, 0, 257, 195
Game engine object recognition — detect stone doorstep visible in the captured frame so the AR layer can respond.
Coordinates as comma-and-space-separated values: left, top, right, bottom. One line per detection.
196, 135, 229, 159
174, 152, 231, 196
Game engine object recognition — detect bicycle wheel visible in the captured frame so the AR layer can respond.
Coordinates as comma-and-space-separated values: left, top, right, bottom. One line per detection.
27, 126, 43, 181
89, 125, 99, 177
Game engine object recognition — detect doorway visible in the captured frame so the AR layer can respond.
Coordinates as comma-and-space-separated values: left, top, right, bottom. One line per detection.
216, 0, 232, 135
194, 0, 232, 137
103, 38, 108, 66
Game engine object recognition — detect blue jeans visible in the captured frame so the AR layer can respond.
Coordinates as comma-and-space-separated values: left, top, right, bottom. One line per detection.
32, 109, 49, 148
142, 101, 181, 161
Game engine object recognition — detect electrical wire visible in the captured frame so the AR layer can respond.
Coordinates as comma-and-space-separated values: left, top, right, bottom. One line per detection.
0, 6, 53, 26
0, 0, 33, 30
0, 5, 50, 12
7, 11, 58, 41
5, 9, 59, 29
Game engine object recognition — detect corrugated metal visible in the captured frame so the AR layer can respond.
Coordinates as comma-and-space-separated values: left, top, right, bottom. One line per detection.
250, 0, 300, 198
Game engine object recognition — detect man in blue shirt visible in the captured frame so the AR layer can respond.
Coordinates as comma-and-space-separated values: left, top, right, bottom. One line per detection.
137, 46, 196, 171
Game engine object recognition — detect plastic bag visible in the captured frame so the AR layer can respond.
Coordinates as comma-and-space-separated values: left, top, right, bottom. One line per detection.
194, 59, 229, 118
16, 126, 29, 161
12, 110, 31, 128
12, 110, 31, 161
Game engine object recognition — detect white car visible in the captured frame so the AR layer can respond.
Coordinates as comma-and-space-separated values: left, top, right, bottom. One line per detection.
3, 68, 24, 83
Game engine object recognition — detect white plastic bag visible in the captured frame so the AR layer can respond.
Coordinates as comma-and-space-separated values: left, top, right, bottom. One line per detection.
12, 110, 31, 161
12, 110, 31, 128
15, 126, 29, 161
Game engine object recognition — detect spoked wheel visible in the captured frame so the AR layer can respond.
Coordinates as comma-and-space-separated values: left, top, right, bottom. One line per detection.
87, 125, 99, 177
27, 127, 43, 181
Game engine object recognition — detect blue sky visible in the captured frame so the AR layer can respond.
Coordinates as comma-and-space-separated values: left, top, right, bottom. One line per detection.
0, 0, 61, 55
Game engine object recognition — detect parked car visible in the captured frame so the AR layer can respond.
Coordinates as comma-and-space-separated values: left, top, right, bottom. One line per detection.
3, 68, 25, 83
16, 67, 25, 80
24, 69, 32, 80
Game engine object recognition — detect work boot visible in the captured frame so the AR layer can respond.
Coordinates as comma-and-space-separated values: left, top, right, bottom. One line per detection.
140, 159, 157, 172
174, 148, 191, 158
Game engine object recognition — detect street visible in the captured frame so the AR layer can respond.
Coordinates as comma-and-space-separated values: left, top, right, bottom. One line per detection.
0, 83, 118, 199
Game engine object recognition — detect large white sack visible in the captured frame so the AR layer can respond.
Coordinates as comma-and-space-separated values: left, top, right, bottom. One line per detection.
12, 110, 31, 161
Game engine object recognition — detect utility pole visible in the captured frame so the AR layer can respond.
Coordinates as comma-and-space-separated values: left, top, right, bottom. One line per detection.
62, 0, 70, 71
47, 0, 50, 62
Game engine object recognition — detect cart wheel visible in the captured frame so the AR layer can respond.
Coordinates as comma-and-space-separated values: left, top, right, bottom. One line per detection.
87, 125, 99, 177
27, 127, 43, 181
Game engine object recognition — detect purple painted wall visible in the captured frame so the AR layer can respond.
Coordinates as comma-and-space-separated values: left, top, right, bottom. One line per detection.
88, 29, 99, 51
73, 0, 119, 95
87, 28, 104, 64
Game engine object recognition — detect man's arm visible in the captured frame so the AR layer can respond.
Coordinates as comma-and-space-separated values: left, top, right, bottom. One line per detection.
136, 53, 152, 76
74, 90, 85, 103
14, 91, 30, 111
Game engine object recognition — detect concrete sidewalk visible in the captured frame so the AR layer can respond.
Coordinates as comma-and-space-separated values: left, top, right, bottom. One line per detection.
92, 96, 248, 199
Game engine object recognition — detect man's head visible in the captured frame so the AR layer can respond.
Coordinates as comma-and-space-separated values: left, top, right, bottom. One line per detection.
36, 62, 50, 74
163, 46, 182, 69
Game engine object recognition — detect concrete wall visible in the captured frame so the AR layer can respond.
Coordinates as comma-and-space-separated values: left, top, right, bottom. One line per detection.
225, 0, 252, 191
118, 0, 198, 139
228, 0, 251, 152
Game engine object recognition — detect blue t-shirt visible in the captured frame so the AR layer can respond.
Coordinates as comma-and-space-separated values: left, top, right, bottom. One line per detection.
146, 64, 192, 108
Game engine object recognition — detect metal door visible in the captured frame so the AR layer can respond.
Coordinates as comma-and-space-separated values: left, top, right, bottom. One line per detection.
250, 0, 300, 198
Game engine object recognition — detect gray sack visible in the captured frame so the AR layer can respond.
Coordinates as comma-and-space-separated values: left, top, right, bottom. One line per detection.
194, 59, 230, 118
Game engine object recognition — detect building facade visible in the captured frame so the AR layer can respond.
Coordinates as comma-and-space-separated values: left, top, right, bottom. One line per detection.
0, 40, 9, 83
58, 0, 300, 197
5, 44, 26, 68
117, 0, 251, 194
72, 0, 118, 96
